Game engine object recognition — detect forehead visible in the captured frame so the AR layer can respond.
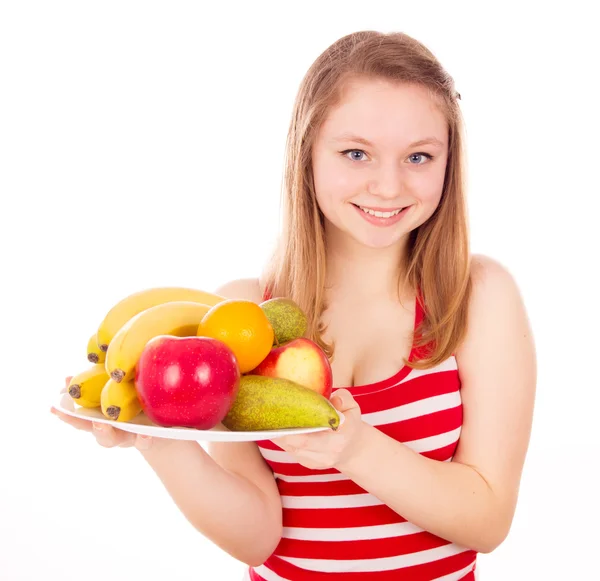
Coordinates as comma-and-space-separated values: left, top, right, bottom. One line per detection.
319, 78, 447, 148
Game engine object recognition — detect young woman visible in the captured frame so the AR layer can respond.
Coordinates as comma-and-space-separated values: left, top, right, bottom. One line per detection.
52, 30, 536, 580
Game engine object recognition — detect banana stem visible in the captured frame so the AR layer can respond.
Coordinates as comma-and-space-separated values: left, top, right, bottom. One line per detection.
106, 406, 121, 420
110, 369, 125, 383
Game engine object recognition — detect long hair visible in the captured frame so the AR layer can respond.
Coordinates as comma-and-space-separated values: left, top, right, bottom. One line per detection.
262, 30, 472, 370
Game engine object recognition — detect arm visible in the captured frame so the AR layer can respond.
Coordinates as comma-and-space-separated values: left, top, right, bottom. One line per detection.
141, 439, 281, 566
140, 277, 281, 566
336, 255, 537, 553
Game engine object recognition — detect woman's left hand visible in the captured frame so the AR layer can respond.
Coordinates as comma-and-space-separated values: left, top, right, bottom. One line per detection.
272, 389, 367, 471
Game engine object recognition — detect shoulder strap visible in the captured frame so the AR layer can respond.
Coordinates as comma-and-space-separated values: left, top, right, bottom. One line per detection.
262, 286, 272, 302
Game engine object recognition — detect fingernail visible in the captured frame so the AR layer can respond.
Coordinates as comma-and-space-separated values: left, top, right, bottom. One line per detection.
140, 435, 151, 440
93, 423, 103, 431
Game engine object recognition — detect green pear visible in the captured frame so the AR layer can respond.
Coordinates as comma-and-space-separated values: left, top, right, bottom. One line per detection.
222, 375, 340, 431
260, 297, 307, 345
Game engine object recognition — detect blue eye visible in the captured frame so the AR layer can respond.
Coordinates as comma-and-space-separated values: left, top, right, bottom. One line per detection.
340, 149, 434, 164
409, 153, 434, 164
341, 149, 367, 161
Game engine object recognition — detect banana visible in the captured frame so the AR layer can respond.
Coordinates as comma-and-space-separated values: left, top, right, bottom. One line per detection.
68, 364, 110, 408
106, 300, 212, 383
86, 333, 106, 364
101, 378, 143, 422
96, 287, 225, 352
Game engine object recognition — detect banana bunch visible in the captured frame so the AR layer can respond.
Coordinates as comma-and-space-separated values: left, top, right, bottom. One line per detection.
68, 286, 226, 422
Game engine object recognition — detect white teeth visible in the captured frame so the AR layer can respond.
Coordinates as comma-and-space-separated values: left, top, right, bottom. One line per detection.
358, 205, 404, 218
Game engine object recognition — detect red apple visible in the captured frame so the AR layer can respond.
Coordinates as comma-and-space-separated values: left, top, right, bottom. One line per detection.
135, 335, 240, 430
251, 337, 333, 399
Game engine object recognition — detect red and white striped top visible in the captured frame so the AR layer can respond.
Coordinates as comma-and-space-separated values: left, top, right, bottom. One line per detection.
248, 290, 477, 580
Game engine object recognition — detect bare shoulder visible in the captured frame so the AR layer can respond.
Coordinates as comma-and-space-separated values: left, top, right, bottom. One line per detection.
464, 253, 528, 325
458, 252, 533, 359
215, 277, 264, 304
469, 253, 520, 289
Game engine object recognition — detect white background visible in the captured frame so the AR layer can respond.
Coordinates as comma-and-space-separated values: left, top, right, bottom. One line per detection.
1, 1, 598, 579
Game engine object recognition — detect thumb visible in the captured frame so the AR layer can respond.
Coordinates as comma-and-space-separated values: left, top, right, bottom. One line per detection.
331, 389, 360, 413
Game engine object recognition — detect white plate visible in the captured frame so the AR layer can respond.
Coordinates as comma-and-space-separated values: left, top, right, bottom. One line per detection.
52, 393, 345, 442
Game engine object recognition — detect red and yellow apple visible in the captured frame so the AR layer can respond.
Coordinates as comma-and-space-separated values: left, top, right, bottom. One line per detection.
250, 337, 333, 399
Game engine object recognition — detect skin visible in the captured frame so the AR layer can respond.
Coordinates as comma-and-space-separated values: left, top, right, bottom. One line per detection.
51, 77, 536, 556
313, 77, 448, 256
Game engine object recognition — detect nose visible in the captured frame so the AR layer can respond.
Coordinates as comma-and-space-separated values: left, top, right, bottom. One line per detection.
367, 162, 404, 200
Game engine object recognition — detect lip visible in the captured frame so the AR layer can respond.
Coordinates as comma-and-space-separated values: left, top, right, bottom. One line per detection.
353, 204, 406, 212
352, 203, 410, 227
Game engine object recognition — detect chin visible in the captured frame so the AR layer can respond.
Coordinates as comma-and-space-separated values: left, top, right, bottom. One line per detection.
349, 218, 414, 249
355, 231, 408, 249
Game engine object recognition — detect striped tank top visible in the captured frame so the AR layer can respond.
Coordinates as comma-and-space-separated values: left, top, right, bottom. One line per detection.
248, 289, 477, 580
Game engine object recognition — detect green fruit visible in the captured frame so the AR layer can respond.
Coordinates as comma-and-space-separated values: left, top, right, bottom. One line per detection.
259, 297, 307, 345
222, 375, 340, 431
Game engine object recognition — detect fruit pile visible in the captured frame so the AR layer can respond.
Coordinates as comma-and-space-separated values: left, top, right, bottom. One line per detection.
67, 287, 340, 433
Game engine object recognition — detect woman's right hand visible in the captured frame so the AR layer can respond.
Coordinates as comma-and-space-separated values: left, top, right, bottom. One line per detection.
51, 376, 161, 451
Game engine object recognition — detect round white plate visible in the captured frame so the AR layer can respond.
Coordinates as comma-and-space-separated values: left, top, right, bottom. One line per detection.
52, 393, 345, 442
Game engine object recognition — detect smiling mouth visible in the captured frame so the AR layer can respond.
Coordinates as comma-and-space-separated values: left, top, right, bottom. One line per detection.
351, 203, 405, 218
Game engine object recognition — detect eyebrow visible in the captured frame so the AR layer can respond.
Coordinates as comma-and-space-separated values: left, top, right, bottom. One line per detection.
331, 133, 446, 148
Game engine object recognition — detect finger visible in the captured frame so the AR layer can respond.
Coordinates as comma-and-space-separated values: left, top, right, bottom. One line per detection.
273, 434, 309, 453
114, 429, 137, 448
51, 408, 94, 432
92, 423, 122, 448
331, 389, 360, 412
274, 440, 297, 455
118, 436, 136, 448
134, 434, 154, 451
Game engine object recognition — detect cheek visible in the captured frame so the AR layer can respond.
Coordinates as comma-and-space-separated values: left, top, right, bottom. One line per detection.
412, 167, 446, 206
314, 158, 357, 208
419, 184, 444, 207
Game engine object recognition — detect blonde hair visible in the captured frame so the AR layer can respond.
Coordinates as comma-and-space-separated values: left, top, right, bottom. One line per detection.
262, 30, 472, 370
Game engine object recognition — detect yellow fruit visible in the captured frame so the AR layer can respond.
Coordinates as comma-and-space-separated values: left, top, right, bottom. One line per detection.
106, 300, 212, 383
86, 333, 106, 364
198, 299, 274, 373
97, 287, 225, 352
101, 378, 142, 422
68, 364, 109, 408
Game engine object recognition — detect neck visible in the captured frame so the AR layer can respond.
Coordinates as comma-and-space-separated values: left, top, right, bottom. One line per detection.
324, 225, 411, 302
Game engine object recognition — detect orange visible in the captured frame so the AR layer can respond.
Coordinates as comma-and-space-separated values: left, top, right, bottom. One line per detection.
198, 299, 274, 373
